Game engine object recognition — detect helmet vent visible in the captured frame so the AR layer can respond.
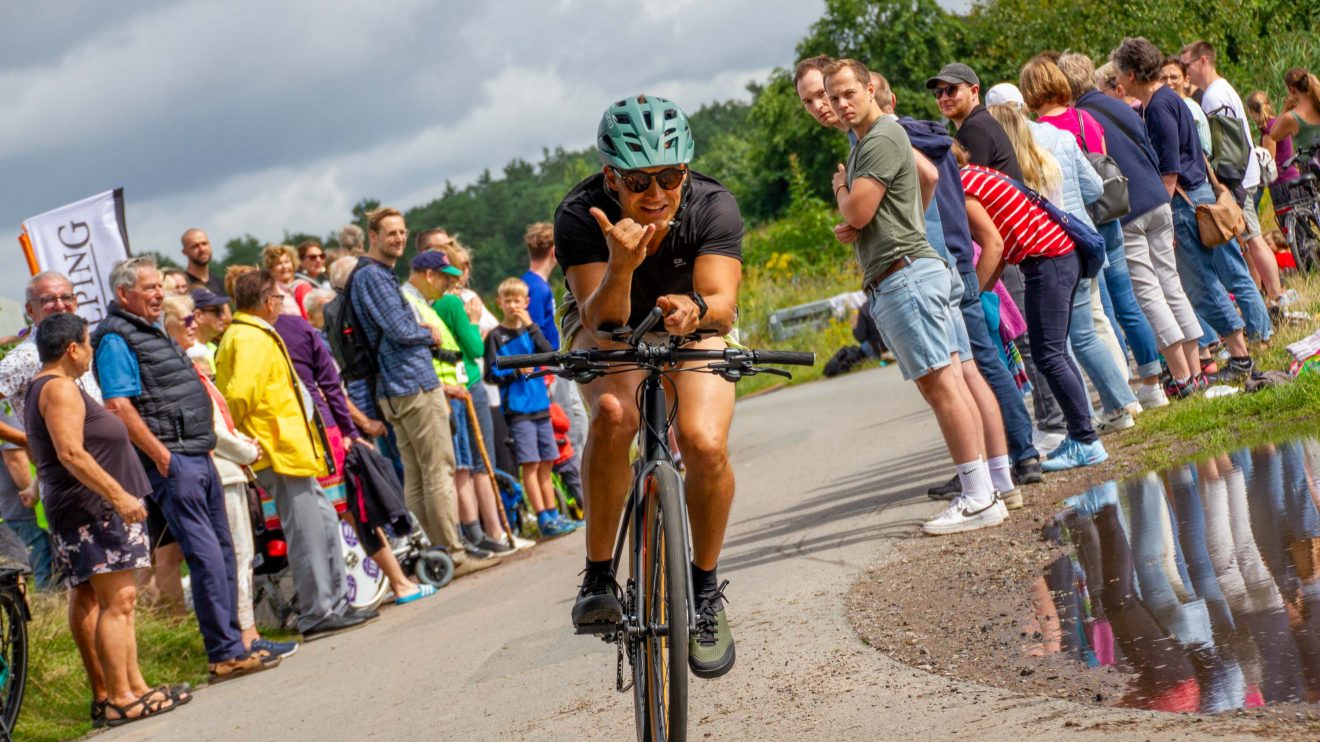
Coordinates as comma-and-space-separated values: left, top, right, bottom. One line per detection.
642, 111, 653, 129
614, 113, 631, 125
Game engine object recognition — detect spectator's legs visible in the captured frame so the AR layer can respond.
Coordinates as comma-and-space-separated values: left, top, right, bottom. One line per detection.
221, 481, 259, 648
960, 269, 1038, 464
366, 528, 418, 598
449, 397, 481, 530
8, 518, 54, 590
69, 583, 107, 702
538, 460, 557, 514
1090, 277, 1131, 382
1120, 207, 1200, 382
555, 453, 585, 506
257, 470, 348, 633
1003, 265, 1067, 433
466, 383, 508, 540
1241, 187, 1283, 302
1068, 278, 1138, 414
1172, 186, 1252, 358
1210, 237, 1274, 343
380, 388, 463, 553
90, 570, 152, 712
1021, 254, 1097, 444
147, 453, 245, 663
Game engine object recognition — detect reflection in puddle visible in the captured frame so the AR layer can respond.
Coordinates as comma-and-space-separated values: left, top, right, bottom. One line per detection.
1036, 438, 1320, 712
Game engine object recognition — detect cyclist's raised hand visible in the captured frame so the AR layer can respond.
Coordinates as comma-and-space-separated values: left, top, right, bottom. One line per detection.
657, 294, 700, 335
591, 207, 655, 272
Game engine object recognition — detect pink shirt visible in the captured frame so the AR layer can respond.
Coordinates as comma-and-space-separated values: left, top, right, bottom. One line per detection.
1037, 106, 1107, 155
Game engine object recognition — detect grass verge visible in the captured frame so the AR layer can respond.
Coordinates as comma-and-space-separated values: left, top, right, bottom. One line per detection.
19, 591, 208, 742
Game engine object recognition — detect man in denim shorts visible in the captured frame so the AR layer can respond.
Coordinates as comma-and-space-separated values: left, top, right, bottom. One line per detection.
825, 58, 1008, 536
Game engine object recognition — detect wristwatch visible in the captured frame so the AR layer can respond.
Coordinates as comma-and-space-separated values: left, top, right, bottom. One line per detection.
687, 291, 708, 320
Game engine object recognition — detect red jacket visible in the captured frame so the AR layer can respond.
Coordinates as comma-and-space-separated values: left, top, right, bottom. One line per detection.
549, 402, 573, 466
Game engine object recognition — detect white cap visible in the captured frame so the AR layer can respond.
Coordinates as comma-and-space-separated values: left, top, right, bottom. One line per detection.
985, 82, 1025, 108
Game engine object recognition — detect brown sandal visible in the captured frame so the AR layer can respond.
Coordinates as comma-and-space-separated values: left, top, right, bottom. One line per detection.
104, 687, 178, 727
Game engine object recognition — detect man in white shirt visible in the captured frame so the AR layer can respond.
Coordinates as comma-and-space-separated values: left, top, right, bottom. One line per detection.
1183, 39, 1283, 305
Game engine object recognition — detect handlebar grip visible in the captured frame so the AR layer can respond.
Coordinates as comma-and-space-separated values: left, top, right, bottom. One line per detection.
495, 353, 558, 370
752, 350, 816, 366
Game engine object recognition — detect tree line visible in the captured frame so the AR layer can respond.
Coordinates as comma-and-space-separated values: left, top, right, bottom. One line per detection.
206, 0, 1318, 292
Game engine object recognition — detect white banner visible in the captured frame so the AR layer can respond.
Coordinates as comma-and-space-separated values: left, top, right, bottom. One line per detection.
21, 188, 131, 326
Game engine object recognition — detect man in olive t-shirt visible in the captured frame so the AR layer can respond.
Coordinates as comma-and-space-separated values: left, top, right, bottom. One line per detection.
825, 58, 1007, 536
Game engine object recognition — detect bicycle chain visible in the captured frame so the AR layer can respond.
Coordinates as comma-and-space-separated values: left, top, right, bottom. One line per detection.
616, 579, 636, 694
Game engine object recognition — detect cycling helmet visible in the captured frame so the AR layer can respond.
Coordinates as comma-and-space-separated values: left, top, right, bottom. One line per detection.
596, 95, 695, 170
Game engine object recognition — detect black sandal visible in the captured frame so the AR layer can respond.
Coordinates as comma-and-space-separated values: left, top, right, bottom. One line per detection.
104, 687, 179, 727
91, 699, 108, 728
160, 682, 193, 706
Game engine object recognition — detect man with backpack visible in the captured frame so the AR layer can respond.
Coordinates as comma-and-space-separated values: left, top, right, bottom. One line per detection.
1183, 39, 1285, 312
338, 207, 498, 577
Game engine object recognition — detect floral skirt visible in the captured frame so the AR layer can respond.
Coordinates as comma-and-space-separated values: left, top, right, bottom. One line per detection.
49, 502, 151, 587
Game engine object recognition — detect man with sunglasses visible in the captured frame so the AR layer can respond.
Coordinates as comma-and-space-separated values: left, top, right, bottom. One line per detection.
927, 63, 1024, 183
556, 94, 742, 679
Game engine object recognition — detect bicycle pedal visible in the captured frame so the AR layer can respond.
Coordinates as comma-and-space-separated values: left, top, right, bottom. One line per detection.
574, 622, 619, 636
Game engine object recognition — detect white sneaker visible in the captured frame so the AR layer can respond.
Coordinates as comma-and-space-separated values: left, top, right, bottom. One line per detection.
1136, 383, 1168, 410
1124, 401, 1144, 417
509, 534, 537, 551
922, 496, 1009, 536
1095, 409, 1135, 435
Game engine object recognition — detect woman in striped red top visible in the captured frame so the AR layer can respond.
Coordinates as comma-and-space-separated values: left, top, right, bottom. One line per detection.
956, 145, 1106, 472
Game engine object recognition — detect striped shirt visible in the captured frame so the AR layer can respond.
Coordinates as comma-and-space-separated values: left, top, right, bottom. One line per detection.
959, 165, 1073, 264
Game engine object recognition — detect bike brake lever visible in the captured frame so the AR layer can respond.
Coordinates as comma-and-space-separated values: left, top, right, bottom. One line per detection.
754, 366, 793, 380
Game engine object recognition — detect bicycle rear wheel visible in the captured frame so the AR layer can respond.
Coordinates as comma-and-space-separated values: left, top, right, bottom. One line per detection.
1289, 210, 1320, 272
0, 584, 28, 736
631, 463, 689, 742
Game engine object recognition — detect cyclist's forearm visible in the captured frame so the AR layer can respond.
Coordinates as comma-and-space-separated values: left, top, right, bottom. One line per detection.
700, 294, 737, 336
581, 264, 634, 331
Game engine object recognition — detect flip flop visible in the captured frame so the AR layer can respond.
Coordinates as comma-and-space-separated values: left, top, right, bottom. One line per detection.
394, 584, 437, 605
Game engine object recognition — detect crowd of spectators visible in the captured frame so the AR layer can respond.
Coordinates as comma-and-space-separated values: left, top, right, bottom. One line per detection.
795, 40, 1316, 536
0, 211, 586, 727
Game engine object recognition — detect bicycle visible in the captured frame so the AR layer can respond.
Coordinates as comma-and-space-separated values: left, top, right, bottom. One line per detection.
1275, 145, 1320, 272
495, 307, 813, 742
0, 565, 30, 741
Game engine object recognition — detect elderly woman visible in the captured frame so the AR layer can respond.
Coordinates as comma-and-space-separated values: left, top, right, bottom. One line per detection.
262, 244, 307, 318
163, 296, 299, 659
25, 313, 190, 726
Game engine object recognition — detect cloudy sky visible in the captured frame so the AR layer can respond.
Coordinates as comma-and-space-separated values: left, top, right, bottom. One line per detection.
2, 0, 968, 303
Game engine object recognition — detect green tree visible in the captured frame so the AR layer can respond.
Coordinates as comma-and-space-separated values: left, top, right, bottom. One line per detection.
219, 234, 262, 269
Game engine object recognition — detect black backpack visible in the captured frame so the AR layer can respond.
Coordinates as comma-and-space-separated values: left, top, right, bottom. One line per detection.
325, 258, 380, 381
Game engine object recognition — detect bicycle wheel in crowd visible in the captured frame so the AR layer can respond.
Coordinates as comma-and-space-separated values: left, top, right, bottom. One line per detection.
0, 584, 28, 736
631, 463, 689, 742
1288, 210, 1320, 272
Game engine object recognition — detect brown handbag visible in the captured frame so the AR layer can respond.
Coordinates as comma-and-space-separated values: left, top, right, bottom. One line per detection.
1176, 157, 1245, 247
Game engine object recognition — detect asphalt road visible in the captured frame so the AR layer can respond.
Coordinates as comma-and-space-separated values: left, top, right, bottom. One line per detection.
99, 366, 1211, 741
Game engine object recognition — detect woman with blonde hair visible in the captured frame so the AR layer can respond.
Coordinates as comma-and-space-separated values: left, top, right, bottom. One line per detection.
988, 102, 1140, 430
261, 244, 307, 318
1270, 68, 1320, 168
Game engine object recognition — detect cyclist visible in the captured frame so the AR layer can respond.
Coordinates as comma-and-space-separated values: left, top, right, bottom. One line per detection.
555, 95, 742, 679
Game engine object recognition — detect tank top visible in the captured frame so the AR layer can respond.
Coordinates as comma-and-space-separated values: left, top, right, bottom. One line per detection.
1292, 111, 1320, 158
24, 374, 151, 530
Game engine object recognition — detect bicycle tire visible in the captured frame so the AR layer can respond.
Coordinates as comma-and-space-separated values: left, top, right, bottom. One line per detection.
1293, 210, 1320, 272
0, 586, 28, 735
631, 464, 689, 742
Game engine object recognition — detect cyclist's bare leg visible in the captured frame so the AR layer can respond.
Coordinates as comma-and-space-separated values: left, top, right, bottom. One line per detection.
573, 332, 646, 562
670, 336, 737, 570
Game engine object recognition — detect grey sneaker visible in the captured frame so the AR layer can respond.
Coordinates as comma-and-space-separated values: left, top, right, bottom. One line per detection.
689, 581, 735, 679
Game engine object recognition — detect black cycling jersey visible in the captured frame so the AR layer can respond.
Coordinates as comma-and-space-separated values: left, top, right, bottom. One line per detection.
553, 170, 744, 329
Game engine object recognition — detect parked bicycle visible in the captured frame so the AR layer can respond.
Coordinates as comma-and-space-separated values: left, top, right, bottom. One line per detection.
0, 564, 29, 741
1275, 145, 1320, 272
496, 307, 813, 742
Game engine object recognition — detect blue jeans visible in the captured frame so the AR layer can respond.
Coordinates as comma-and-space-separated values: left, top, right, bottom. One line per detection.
1172, 182, 1272, 342
7, 518, 54, 590
1099, 220, 1161, 378
147, 452, 245, 663
1020, 252, 1097, 444
960, 269, 1038, 463
1069, 278, 1137, 413
468, 381, 496, 475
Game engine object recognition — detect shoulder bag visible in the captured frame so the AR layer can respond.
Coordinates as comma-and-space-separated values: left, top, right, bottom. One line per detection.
1175, 156, 1245, 247
1075, 109, 1130, 225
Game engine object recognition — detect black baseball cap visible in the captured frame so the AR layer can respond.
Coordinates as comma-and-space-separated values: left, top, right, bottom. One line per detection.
926, 63, 980, 89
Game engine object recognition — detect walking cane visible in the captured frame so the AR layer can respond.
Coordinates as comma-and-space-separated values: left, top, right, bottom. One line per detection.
464, 394, 518, 549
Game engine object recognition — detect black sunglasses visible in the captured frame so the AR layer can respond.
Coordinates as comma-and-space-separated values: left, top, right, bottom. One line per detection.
931, 84, 962, 100
610, 166, 686, 193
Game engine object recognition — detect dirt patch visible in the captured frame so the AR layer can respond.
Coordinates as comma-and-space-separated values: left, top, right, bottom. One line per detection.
845, 432, 1320, 738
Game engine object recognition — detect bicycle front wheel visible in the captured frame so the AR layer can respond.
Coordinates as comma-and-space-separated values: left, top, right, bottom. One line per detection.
631, 463, 689, 742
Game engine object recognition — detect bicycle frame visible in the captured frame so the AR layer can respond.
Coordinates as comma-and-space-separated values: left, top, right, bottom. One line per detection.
609, 372, 697, 643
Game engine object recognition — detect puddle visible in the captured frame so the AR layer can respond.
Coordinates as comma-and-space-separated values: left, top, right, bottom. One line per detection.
1034, 437, 1320, 713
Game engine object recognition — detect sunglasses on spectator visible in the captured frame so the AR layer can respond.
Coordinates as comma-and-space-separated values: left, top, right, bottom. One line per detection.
37, 293, 77, 308
305, 252, 325, 261
931, 84, 962, 99
183, 316, 196, 328
610, 166, 686, 193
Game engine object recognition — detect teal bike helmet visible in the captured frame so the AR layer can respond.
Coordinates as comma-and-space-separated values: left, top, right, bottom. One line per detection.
596, 95, 695, 170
